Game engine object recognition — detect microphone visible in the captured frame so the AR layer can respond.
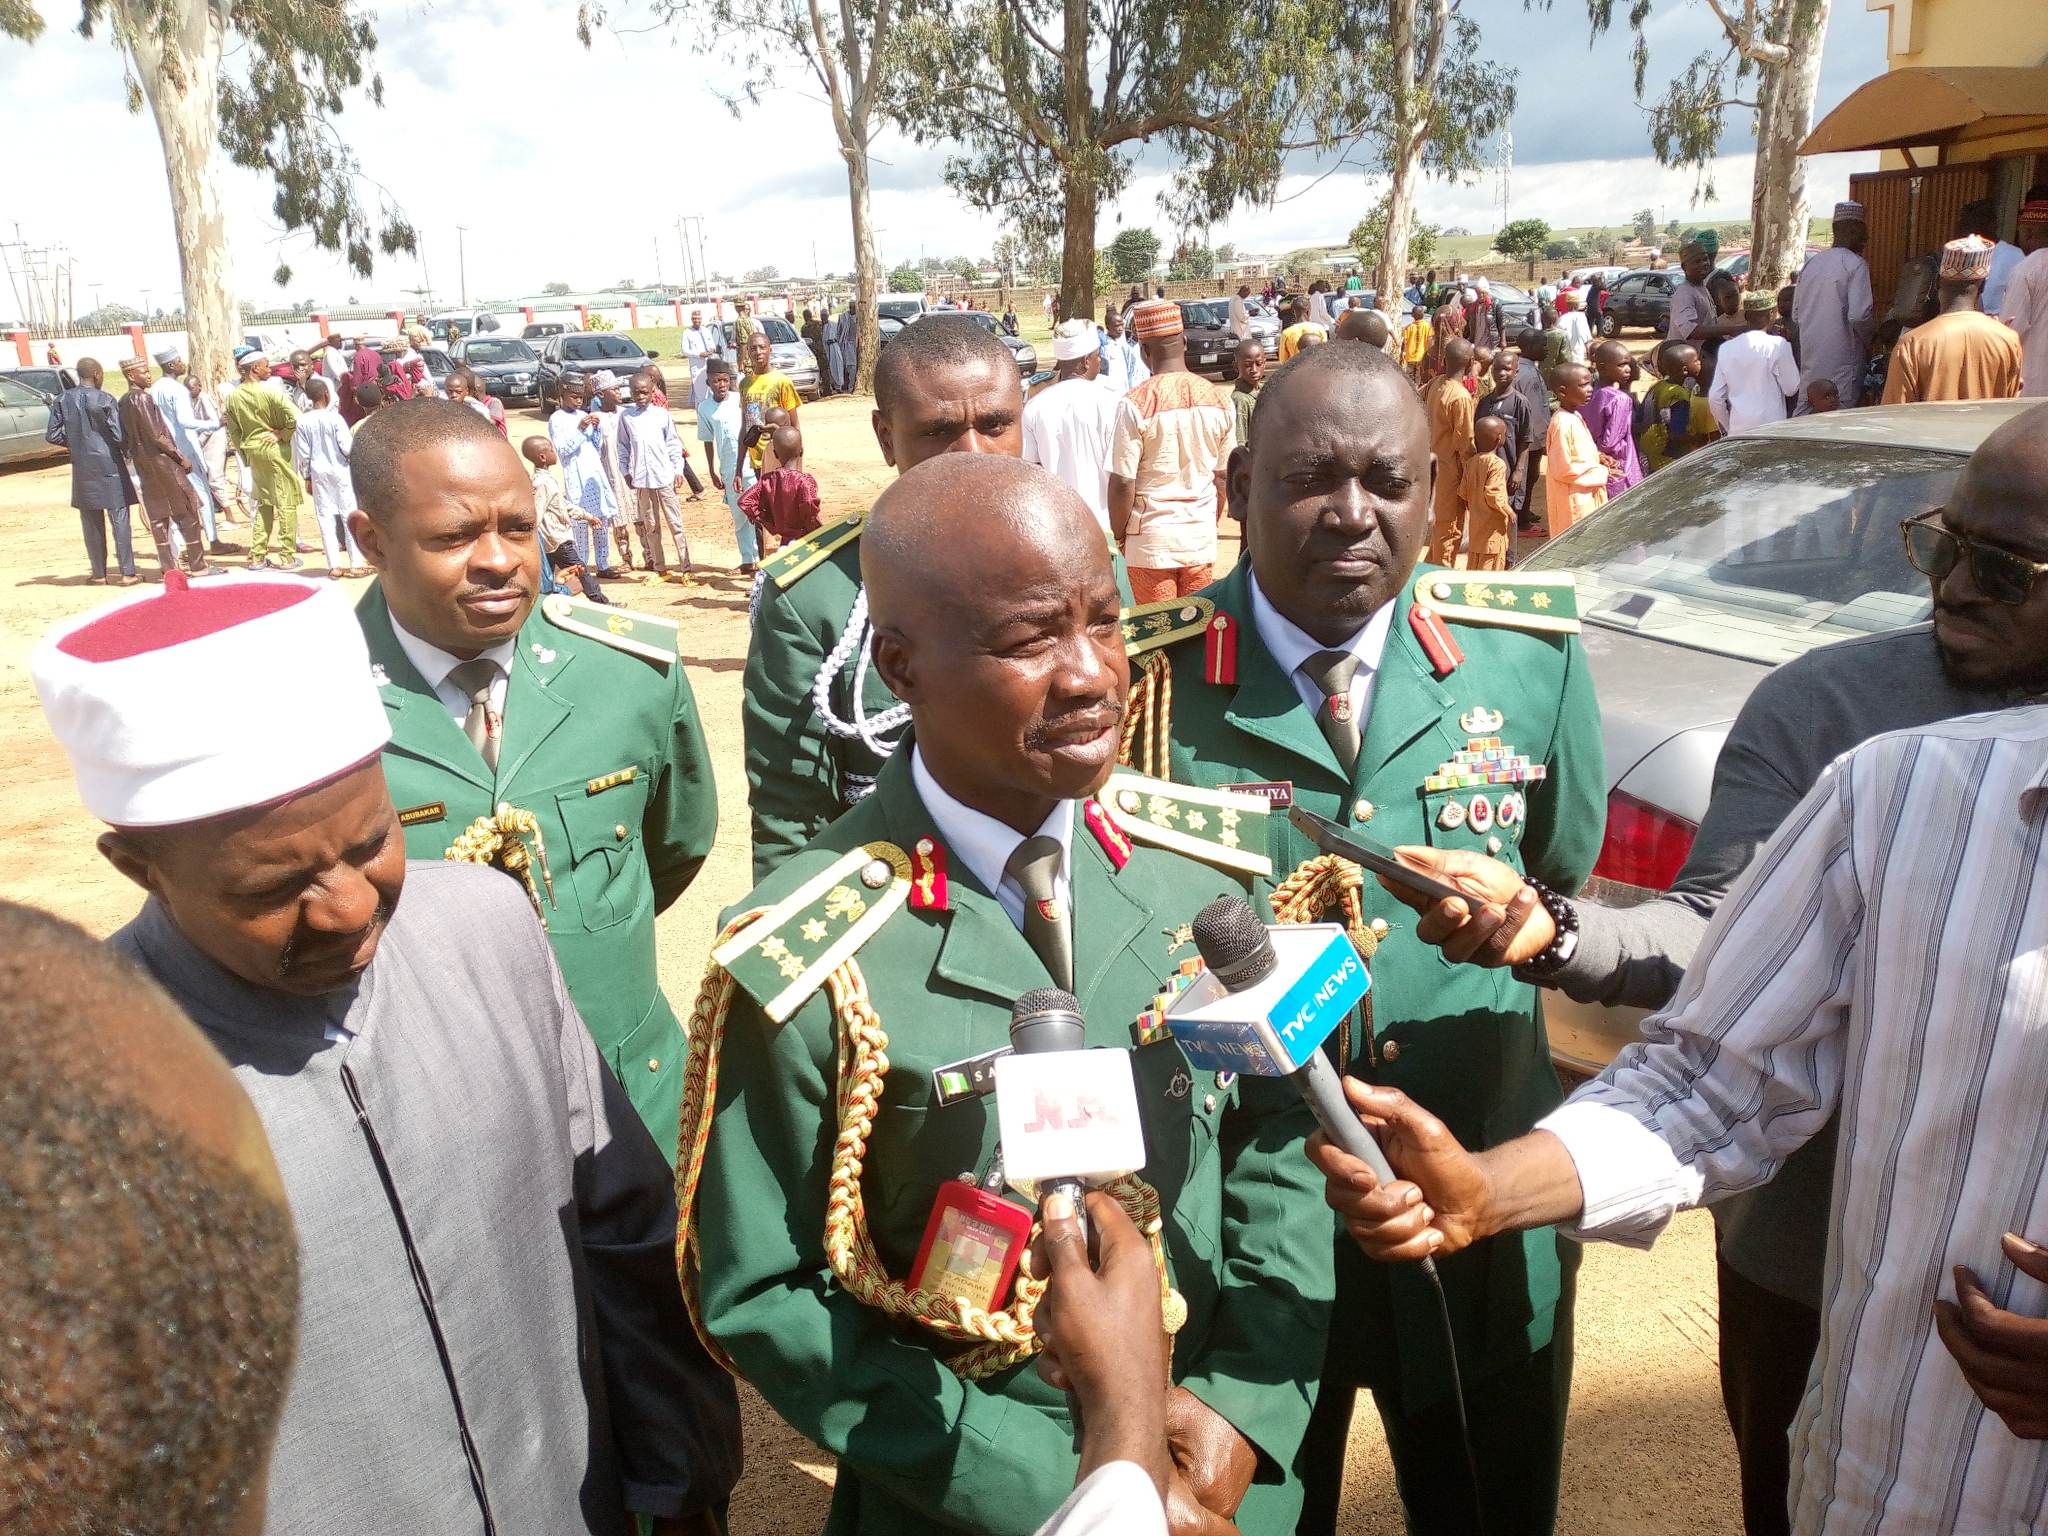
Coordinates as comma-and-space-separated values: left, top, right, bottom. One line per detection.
1169, 895, 1437, 1278
1005, 988, 1093, 1249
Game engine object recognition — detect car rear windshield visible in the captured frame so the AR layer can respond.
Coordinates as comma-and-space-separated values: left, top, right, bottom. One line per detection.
464, 340, 534, 364
564, 335, 645, 361
1520, 437, 1962, 666
877, 299, 922, 322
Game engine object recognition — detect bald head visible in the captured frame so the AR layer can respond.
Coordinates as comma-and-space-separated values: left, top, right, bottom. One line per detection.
1334, 308, 1390, 349
1442, 337, 1474, 375
864, 457, 1127, 829
0, 901, 296, 1536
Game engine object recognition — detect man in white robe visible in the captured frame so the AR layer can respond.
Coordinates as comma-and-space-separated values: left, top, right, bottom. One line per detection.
1793, 201, 1876, 409
32, 575, 742, 1536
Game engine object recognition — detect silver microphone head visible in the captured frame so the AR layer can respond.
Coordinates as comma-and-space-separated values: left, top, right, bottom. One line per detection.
1009, 987, 1085, 1054
1191, 895, 1277, 992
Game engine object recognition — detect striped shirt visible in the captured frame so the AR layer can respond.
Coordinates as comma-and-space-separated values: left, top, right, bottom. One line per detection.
1542, 705, 2048, 1534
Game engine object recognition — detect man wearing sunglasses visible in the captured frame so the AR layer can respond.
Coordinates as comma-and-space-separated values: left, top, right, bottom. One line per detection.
1342, 399, 2048, 1536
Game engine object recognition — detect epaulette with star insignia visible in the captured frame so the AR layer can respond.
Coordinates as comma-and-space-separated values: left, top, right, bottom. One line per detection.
541, 593, 682, 665
763, 511, 865, 590
1120, 595, 1215, 658
713, 841, 911, 1022
1411, 571, 1580, 635
1095, 771, 1273, 877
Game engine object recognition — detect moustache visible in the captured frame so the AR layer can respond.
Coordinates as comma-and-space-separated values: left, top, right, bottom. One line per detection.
275, 898, 396, 982
1022, 696, 1126, 752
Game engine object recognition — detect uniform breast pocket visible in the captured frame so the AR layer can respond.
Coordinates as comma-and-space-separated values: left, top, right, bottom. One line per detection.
1418, 784, 1531, 872
552, 772, 652, 931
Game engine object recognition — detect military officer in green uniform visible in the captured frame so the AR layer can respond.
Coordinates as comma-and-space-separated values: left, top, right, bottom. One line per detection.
683, 456, 1333, 1534
743, 316, 1135, 880
1125, 343, 1607, 1535
346, 399, 716, 1154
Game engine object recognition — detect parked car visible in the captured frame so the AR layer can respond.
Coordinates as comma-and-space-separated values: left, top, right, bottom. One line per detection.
1599, 267, 1682, 337
1567, 264, 1632, 288
718, 316, 819, 400
961, 309, 1038, 377
1174, 300, 1238, 380
420, 346, 454, 391
0, 365, 78, 400
430, 309, 502, 343
450, 336, 541, 403
1486, 280, 1539, 336
876, 292, 929, 325
1515, 399, 2035, 1073
1237, 297, 1282, 346
535, 331, 660, 408
0, 373, 62, 467
523, 321, 571, 341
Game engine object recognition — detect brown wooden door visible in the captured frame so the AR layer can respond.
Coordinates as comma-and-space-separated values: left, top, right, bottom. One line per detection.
1848, 165, 1992, 314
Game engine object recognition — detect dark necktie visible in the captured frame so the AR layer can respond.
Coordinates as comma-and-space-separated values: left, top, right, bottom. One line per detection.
1300, 648, 1362, 773
1004, 834, 1073, 990
449, 657, 502, 772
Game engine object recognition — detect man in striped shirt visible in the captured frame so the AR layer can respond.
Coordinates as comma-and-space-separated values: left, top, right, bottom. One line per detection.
1314, 700, 2048, 1532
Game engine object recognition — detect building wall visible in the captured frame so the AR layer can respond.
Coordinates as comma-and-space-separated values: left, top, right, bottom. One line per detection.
1871, 0, 2048, 171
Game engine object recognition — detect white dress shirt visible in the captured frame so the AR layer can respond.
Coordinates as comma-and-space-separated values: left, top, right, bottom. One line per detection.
1098, 332, 1148, 396
1539, 706, 2048, 1535
1999, 246, 2048, 399
1032, 1462, 1167, 1536
1248, 573, 1396, 727
1022, 376, 1121, 531
910, 747, 1074, 931
389, 615, 516, 728
1984, 238, 2025, 314
1708, 328, 1801, 435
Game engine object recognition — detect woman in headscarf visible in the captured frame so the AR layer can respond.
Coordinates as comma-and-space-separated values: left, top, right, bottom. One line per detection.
342, 343, 384, 424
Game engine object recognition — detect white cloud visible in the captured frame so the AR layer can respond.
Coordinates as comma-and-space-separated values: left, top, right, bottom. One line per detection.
0, 0, 1883, 315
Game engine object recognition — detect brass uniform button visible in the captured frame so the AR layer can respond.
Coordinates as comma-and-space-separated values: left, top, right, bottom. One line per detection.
1380, 1038, 1402, 1062
1203, 1094, 1217, 1113
647, 1057, 661, 1072
614, 824, 629, 840
860, 858, 892, 889
1353, 799, 1374, 823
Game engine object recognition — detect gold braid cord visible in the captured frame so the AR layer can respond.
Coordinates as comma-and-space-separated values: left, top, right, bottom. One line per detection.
444, 803, 557, 927
1269, 853, 1381, 1068
675, 915, 1182, 1383
1117, 651, 1174, 778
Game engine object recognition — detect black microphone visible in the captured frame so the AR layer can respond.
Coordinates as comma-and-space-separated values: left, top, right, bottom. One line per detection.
1186, 895, 1438, 1278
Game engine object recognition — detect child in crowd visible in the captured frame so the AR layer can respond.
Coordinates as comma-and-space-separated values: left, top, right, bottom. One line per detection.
617, 368, 693, 580
521, 436, 608, 603
1806, 378, 1840, 414
1463, 415, 1514, 571
1231, 338, 1266, 453
1639, 341, 1711, 470
1470, 347, 1494, 394
697, 356, 757, 574
1544, 363, 1611, 536
641, 363, 704, 498
1585, 340, 1643, 498
290, 377, 369, 578
588, 371, 639, 576
1401, 304, 1432, 384
739, 423, 822, 551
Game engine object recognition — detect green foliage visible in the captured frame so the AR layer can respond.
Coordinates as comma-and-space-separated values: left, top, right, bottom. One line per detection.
1167, 242, 1214, 281
1408, 222, 1442, 270
1108, 229, 1163, 284
5, 0, 411, 282
1543, 238, 1583, 260
543, 281, 573, 297
744, 265, 782, 284
1351, 193, 1442, 274
585, 312, 615, 331
1633, 207, 1657, 243
1494, 218, 1550, 261
888, 263, 923, 291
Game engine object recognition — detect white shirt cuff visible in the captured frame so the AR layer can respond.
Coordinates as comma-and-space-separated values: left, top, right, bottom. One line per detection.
1032, 1463, 1168, 1536
1535, 1099, 1700, 1248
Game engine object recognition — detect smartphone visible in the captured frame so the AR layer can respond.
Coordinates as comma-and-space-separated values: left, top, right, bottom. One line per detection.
1286, 805, 1474, 907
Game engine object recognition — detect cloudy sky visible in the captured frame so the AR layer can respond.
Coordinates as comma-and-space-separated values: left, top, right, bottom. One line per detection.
0, 0, 1885, 316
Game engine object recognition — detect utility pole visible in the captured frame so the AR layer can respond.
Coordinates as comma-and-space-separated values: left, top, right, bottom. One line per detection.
654, 235, 664, 290
456, 226, 469, 308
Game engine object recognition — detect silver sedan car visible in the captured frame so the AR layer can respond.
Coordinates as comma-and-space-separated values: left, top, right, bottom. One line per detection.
1517, 399, 2036, 1072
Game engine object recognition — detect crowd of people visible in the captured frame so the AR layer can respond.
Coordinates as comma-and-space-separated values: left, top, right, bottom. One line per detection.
10, 250, 2048, 1536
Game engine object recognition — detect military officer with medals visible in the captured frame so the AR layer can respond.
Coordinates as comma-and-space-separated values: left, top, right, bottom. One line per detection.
1122, 342, 1606, 1535
744, 316, 1139, 880
347, 399, 716, 1154
683, 455, 1333, 1534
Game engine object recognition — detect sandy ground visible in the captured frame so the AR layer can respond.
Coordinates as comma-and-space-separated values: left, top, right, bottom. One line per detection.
0, 388, 1739, 1534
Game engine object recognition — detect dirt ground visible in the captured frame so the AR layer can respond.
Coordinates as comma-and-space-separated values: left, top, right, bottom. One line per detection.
0, 388, 1739, 1534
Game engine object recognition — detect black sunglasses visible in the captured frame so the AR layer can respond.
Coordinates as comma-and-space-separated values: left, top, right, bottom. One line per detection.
1901, 511, 2048, 607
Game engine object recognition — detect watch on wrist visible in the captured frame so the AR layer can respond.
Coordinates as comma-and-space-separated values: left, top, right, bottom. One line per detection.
1514, 876, 1580, 980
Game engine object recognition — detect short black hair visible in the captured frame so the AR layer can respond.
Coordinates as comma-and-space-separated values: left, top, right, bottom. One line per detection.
705, 355, 734, 378
306, 375, 331, 404
0, 902, 297, 1535
1247, 340, 1409, 459
354, 381, 382, 412
873, 314, 1016, 416
350, 396, 507, 521
1957, 198, 1997, 239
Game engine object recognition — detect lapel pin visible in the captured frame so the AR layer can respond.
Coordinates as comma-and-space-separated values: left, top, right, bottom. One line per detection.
369, 662, 390, 687
1460, 705, 1504, 733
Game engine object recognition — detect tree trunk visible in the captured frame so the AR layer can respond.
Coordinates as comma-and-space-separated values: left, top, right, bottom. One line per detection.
1747, 0, 1830, 293
1374, 0, 1419, 302
1060, 167, 1099, 322
118, 0, 236, 397
845, 138, 882, 394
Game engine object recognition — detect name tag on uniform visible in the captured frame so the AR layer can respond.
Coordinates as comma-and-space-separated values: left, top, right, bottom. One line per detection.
1224, 780, 1294, 807
397, 801, 446, 827
931, 1046, 1011, 1106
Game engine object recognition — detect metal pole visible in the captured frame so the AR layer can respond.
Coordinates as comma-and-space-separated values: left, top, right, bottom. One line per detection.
456, 226, 468, 308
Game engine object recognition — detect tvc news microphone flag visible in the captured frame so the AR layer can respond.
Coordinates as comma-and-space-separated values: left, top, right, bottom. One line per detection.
1164, 922, 1370, 1075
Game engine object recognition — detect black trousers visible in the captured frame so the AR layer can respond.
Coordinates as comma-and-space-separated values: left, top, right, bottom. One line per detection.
1716, 1255, 1821, 1536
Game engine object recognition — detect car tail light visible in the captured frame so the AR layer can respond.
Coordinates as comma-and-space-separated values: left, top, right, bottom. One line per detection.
1590, 790, 1696, 891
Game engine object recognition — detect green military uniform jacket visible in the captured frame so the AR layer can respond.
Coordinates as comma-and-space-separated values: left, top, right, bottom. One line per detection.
1147, 561, 1606, 1407
357, 585, 717, 1154
743, 515, 1137, 881
694, 753, 1333, 1534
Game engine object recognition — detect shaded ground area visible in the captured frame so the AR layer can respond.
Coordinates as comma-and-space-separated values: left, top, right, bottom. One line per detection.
0, 386, 1737, 1534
